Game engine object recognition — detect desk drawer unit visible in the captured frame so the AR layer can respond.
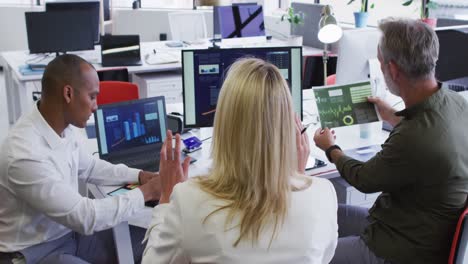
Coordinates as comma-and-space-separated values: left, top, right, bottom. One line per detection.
133, 71, 183, 103
330, 177, 380, 208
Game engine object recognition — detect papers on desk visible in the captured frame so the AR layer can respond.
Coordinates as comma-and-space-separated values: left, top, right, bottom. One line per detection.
144, 52, 180, 65
19, 65, 44, 75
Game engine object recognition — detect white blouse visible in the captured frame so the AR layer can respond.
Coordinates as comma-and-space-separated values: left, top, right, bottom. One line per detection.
143, 177, 338, 264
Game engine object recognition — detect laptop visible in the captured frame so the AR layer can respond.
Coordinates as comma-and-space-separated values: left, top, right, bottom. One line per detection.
94, 96, 190, 172
101, 35, 142, 67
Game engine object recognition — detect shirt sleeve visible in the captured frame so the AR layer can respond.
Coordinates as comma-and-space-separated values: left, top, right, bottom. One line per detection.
142, 184, 189, 264
335, 131, 417, 193
7, 157, 145, 235
77, 145, 140, 186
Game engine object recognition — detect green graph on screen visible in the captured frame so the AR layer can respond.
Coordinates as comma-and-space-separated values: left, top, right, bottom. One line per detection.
314, 81, 379, 128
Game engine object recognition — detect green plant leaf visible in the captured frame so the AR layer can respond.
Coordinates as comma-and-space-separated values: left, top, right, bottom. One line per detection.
402, 0, 413, 6
370, 3, 375, 9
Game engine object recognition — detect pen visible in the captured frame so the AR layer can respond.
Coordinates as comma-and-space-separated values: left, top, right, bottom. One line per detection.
301, 125, 309, 134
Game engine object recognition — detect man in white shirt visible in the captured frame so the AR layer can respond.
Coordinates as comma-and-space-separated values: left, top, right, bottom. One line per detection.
0, 54, 161, 263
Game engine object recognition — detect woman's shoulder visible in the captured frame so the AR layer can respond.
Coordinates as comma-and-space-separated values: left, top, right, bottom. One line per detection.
171, 178, 219, 207
292, 176, 337, 201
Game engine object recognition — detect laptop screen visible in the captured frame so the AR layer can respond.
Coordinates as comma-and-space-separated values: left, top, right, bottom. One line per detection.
94, 96, 167, 157
101, 35, 141, 66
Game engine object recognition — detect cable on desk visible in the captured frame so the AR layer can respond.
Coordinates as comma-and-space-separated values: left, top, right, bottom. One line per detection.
201, 137, 212, 142
24, 54, 52, 65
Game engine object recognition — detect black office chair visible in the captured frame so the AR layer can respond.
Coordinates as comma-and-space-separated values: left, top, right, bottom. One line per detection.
302, 55, 337, 89
97, 68, 129, 82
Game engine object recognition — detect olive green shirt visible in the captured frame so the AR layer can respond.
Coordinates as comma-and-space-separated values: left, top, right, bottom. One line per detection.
336, 88, 468, 264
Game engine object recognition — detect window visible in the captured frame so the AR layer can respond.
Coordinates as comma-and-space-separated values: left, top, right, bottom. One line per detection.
0, 0, 35, 5
290, 0, 421, 26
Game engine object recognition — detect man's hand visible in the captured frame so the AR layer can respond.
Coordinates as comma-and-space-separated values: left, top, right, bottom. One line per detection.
367, 96, 402, 127
313, 127, 336, 152
159, 131, 191, 204
139, 175, 161, 202
295, 115, 310, 174
138, 171, 158, 185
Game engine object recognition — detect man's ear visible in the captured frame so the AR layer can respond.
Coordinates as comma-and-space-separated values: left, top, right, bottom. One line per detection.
388, 61, 400, 82
63, 85, 73, 103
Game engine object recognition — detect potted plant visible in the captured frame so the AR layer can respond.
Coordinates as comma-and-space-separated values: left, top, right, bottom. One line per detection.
347, 0, 375, 28
281, 7, 305, 46
402, 0, 438, 27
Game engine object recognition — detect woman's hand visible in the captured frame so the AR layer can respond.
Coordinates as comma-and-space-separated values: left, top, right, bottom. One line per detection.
295, 115, 310, 174
158, 130, 191, 204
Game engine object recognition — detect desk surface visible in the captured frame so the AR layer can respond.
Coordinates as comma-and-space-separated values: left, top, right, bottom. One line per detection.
86, 89, 390, 229
0, 39, 324, 83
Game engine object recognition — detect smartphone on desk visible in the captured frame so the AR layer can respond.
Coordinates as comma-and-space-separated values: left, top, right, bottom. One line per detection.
108, 184, 159, 207
305, 157, 327, 171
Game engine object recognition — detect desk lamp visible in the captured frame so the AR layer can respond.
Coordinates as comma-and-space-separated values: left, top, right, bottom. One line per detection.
318, 5, 342, 85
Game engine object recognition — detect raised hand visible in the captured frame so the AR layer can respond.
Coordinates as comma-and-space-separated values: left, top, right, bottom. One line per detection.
158, 130, 191, 204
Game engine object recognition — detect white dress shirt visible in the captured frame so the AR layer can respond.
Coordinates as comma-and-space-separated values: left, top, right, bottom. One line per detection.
0, 104, 145, 252
143, 177, 338, 264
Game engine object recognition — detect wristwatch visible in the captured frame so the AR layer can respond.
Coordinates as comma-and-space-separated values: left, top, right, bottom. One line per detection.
325, 145, 342, 163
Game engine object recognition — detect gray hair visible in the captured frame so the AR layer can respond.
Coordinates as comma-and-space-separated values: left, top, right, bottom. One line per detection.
378, 18, 439, 80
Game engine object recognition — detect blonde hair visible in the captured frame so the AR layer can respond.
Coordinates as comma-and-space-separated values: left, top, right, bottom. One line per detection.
197, 58, 311, 247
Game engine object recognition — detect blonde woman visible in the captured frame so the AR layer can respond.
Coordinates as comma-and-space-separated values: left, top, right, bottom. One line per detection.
142, 58, 338, 264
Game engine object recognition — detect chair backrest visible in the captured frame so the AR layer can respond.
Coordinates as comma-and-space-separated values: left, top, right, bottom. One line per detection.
168, 11, 207, 42
449, 204, 468, 264
303, 55, 337, 89
97, 68, 129, 82
97, 81, 139, 105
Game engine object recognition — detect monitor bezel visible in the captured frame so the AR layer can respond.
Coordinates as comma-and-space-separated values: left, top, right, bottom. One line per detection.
181, 46, 303, 128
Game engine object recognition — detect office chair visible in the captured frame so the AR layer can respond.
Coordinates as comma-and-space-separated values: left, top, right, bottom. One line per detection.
303, 55, 337, 89
449, 203, 468, 264
168, 11, 208, 43
97, 68, 130, 82
97, 81, 139, 105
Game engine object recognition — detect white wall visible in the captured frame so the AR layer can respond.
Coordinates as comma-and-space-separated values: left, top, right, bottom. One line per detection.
0, 6, 44, 52
112, 9, 213, 42
0, 6, 287, 52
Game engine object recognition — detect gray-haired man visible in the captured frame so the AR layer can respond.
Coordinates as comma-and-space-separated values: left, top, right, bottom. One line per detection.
314, 18, 468, 263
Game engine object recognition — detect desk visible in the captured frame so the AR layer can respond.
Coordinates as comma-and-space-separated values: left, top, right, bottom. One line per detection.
85, 89, 389, 263
0, 39, 323, 124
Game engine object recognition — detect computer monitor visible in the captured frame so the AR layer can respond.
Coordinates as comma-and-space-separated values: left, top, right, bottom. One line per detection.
214, 3, 258, 38
291, 2, 325, 49
182, 47, 303, 128
217, 5, 265, 39
435, 25, 468, 82
101, 35, 142, 67
335, 28, 382, 85
45, 0, 100, 43
94, 96, 167, 158
25, 11, 94, 54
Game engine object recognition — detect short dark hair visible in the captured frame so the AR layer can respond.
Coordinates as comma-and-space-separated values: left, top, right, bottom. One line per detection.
41, 54, 94, 97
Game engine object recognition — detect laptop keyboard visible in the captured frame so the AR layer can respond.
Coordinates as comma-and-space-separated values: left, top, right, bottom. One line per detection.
109, 152, 195, 173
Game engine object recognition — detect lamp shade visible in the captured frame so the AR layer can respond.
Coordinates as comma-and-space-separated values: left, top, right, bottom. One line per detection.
318, 5, 343, 44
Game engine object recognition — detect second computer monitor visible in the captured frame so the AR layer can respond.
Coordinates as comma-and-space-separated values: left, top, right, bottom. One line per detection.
182, 47, 302, 128
217, 5, 265, 39
45, 0, 100, 43
435, 25, 468, 82
25, 11, 94, 54
291, 2, 326, 49
335, 28, 382, 85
